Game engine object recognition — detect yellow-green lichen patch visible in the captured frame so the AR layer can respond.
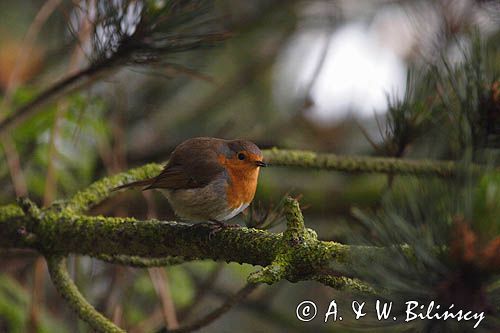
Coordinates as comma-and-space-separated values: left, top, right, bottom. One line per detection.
0, 205, 24, 220
248, 197, 356, 288
262, 148, 488, 177
67, 163, 163, 213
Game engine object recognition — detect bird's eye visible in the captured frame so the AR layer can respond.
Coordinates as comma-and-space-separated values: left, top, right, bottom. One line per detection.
237, 153, 246, 160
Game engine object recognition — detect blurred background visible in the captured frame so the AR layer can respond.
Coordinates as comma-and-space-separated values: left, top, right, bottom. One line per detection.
0, 0, 499, 332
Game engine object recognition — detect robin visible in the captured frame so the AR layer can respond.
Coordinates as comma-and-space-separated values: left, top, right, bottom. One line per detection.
114, 137, 267, 223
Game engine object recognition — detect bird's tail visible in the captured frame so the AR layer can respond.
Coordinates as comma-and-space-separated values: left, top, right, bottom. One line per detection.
112, 179, 154, 192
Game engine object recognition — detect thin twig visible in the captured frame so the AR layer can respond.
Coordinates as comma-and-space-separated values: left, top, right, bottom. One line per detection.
127, 263, 224, 333
178, 263, 225, 321
0, 58, 117, 136
0, 135, 28, 196
202, 282, 331, 333
43, 0, 93, 206
101, 266, 127, 327
149, 268, 180, 330
144, 188, 180, 330
129, 308, 164, 333
0, 0, 62, 118
0, 0, 53, 197
42, 104, 66, 206
299, 1, 336, 112
27, 258, 45, 333
156, 283, 259, 333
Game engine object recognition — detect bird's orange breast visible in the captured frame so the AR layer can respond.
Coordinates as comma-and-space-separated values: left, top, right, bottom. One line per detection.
218, 156, 260, 209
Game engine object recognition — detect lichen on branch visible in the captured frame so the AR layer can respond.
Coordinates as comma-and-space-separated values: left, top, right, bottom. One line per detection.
0, 197, 379, 289
263, 148, 491, 177
67, 163, 162, 213
46, 256, 125, 332
95, 254, 188, 268
0, 149, 494, 332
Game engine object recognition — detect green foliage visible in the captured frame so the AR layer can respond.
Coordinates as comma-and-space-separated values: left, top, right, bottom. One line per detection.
168, 266, 196, 307
8, 94, 107, 201
433, 35, 499, 158
344, 34, 500, 331
473, 172, 500, 236
350, 173, 500, 330
85, 0, 225, 65
0, 275, 26, 333
0, 274, 69, 333
383, 70, 435, 157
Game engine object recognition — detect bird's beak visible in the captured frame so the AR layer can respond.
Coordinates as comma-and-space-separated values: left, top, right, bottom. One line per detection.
254, 160, 267, 167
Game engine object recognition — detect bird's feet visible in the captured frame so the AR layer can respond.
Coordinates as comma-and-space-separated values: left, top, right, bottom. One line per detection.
189, 221, 240, 240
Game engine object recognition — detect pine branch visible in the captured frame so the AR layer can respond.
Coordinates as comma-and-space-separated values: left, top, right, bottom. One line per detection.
0, 59, 116, 136
263, 148, 495, 177
0, 0, 229, 136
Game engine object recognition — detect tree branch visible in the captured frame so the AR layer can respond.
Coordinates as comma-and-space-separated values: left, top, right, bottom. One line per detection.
0, 0, 232, 136
95, 254, 188, 268
46, 255, 125, 332
0, 59, 116, 136
1, 199, 378, 291
66, 163, 162, 213
1, 150, 492, 332
263, 148, 493, 177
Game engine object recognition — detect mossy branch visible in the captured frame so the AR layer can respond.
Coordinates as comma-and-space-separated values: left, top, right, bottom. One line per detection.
1, 149, 486, 332
248, 198, 373, 292
263, 148, 495, 177
0, 199, 383, 288
1, 145, 479, 270
46, 255, 125, 333
95, 254, 189, 268
66, 163, 162, 213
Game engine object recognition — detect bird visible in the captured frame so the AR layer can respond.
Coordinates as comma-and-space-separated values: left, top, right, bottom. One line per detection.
114, 137, 267, 223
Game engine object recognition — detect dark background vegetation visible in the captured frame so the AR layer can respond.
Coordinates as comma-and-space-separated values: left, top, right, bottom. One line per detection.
0, 0, 499, 332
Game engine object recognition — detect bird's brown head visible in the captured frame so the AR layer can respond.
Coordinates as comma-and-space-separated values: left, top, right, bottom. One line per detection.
217, 140, 266, 173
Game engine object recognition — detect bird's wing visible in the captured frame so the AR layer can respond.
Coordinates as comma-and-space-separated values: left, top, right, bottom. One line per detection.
146, 143, 226, 190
